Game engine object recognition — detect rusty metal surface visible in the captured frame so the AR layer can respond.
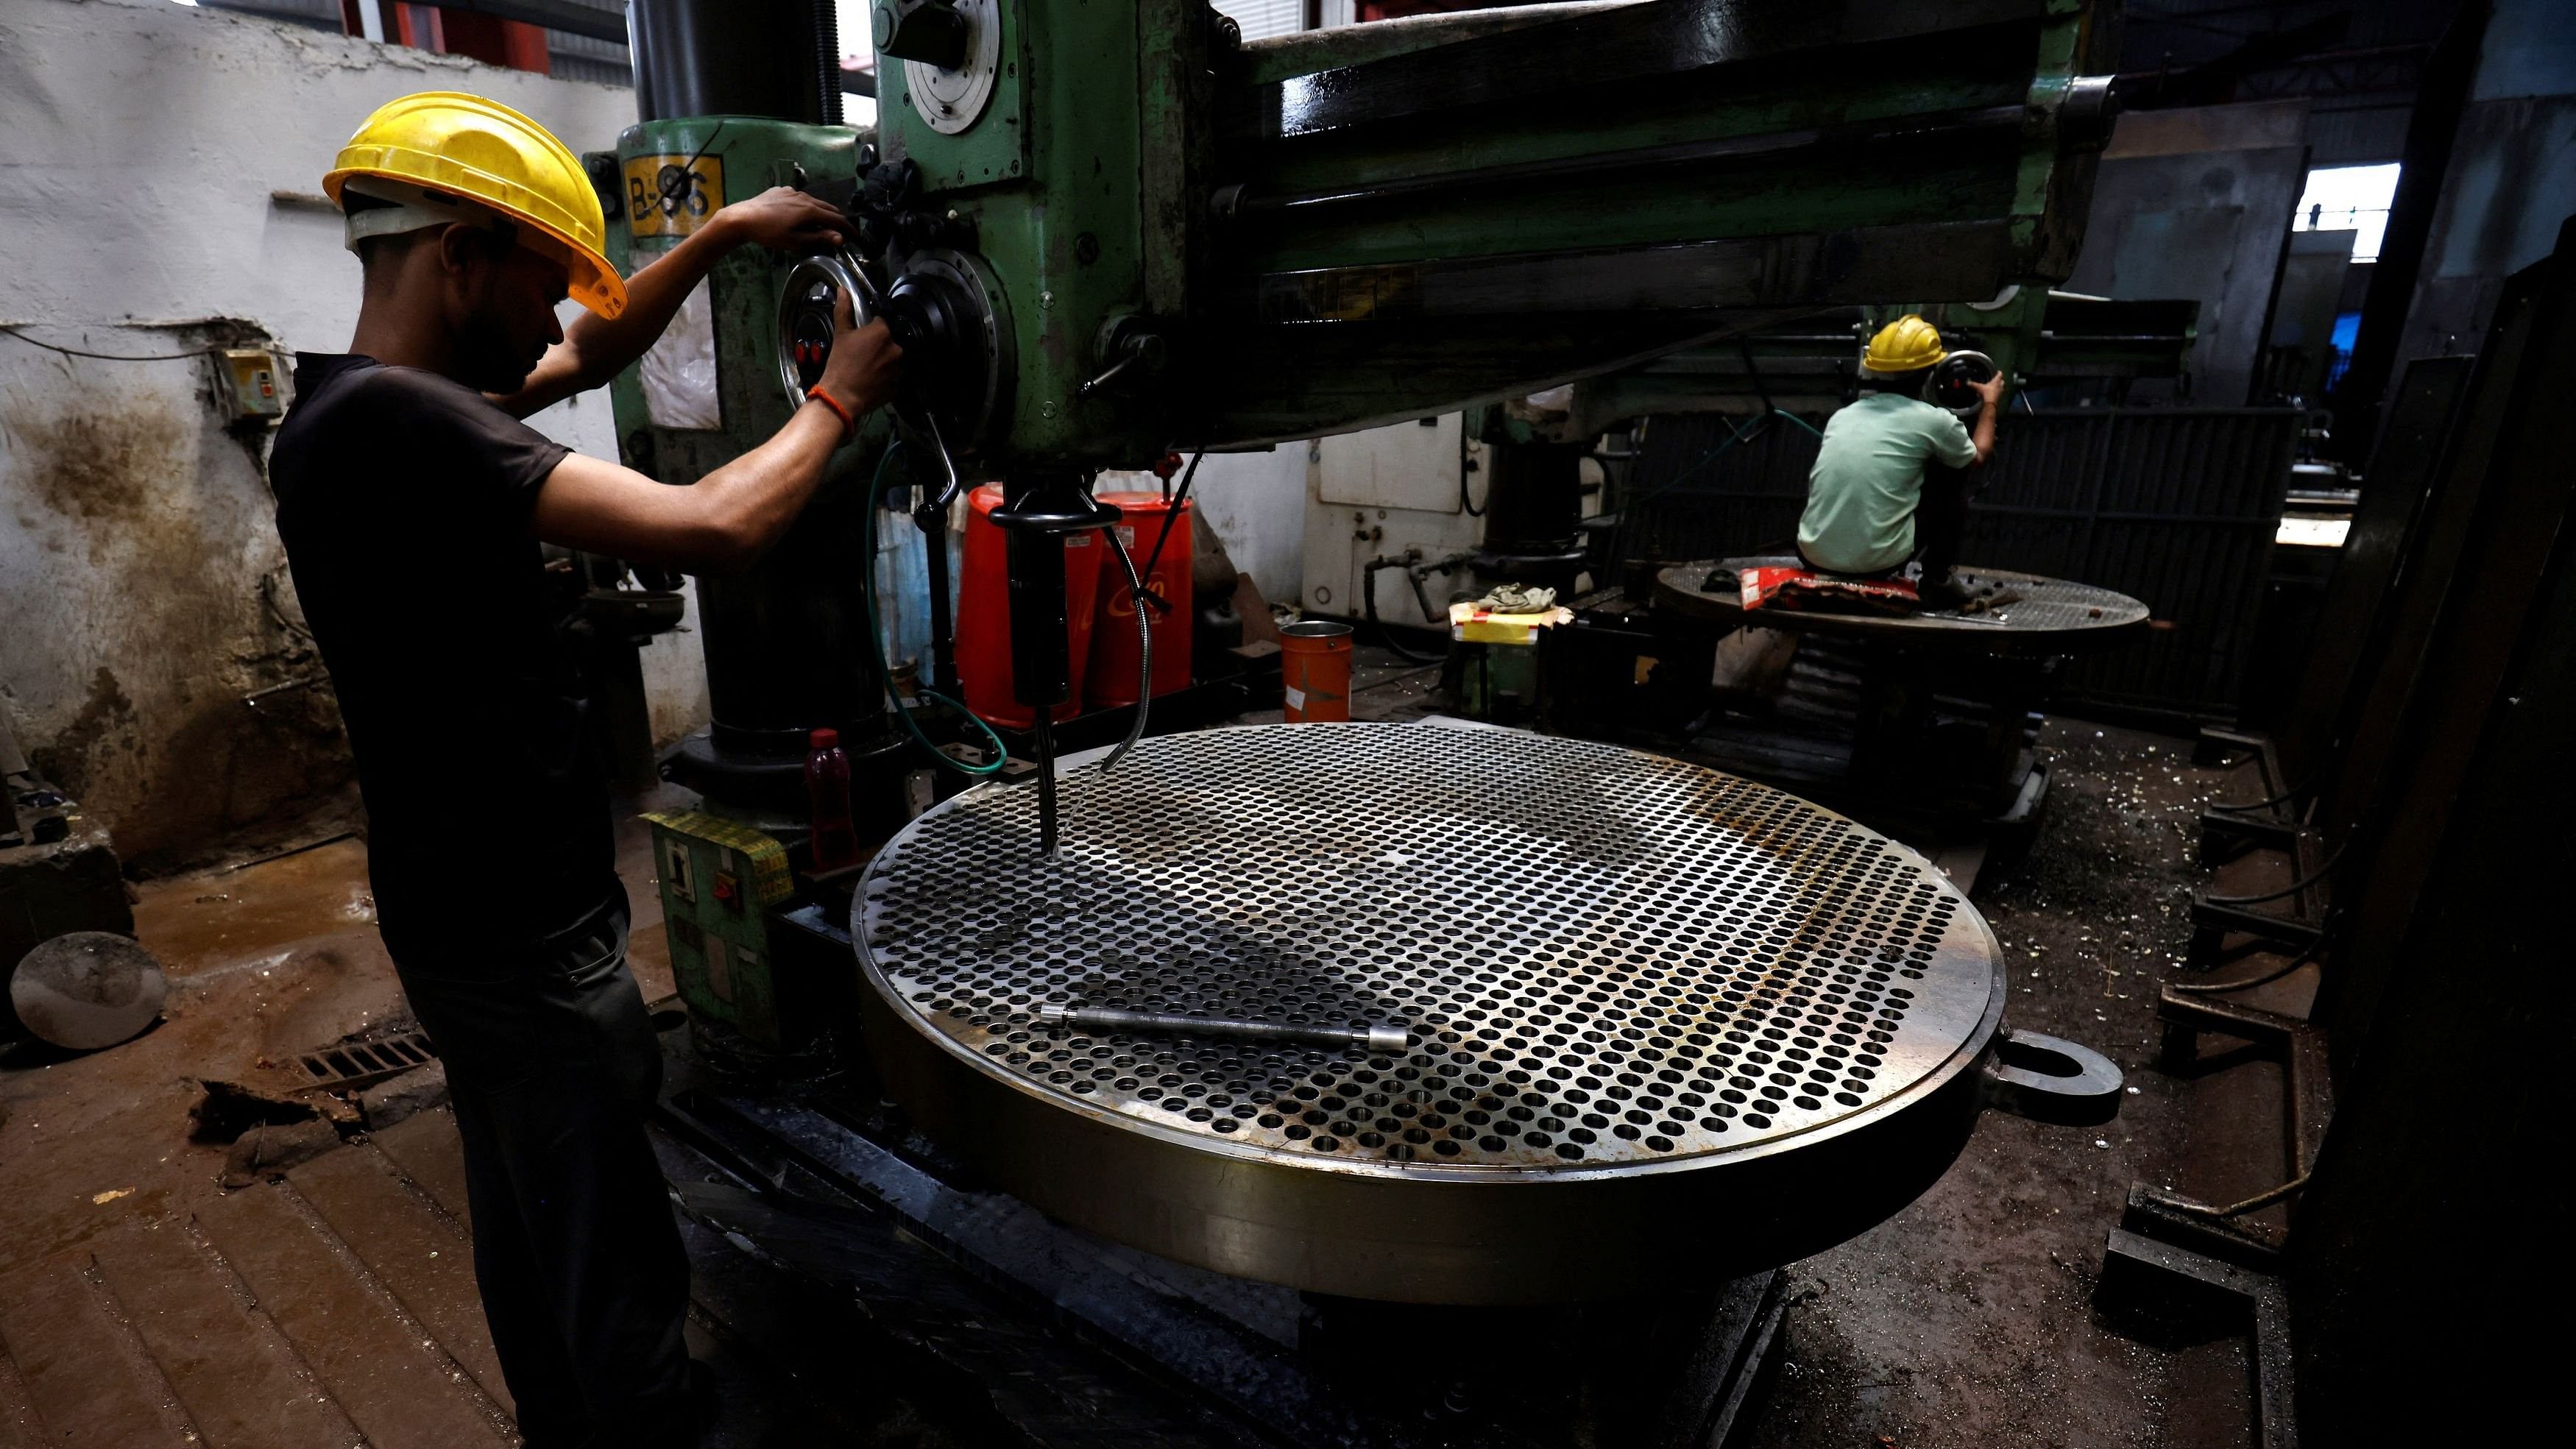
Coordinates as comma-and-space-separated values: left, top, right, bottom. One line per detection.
1654, 557, 2150, 652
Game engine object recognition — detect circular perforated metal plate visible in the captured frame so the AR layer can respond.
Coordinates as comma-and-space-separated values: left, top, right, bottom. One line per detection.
1656, 557, 2150, 652
857, 723, 2001, 1183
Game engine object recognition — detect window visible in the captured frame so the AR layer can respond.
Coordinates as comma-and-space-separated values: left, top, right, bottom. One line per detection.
2326, 311, 2362, 391
2292, 163, 2401, 263
835, 0, 880, 126
1212, 0, 1308, 43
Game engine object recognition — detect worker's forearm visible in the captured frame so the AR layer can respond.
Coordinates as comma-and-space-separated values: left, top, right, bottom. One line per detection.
1972, 403, 1998, 464
559, 216, 741, 386
690, 400, 846, 565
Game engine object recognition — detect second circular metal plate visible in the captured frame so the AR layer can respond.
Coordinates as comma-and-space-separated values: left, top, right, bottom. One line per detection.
1656, 557, 2150, 653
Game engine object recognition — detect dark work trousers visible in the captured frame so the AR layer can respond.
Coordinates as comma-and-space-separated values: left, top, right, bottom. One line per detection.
1914, 461, 1975, 584
387, 893, 693, 1449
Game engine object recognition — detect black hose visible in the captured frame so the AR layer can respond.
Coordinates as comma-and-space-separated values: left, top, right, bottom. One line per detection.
2168, 940, 2323, 995
2203, 840, 2347, 907
2210, 776, 2311, 813
1459, 425, 1485, 517
1365, 565, 1446, 665
1134, 452, 1201, 619
1098, 527, 1153, 774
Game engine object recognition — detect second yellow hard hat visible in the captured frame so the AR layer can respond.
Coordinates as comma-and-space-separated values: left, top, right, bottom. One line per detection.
325, 91, 626, 319
1862, 315, 1948, 375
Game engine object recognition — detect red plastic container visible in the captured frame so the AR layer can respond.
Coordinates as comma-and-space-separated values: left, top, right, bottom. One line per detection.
957, 483, 1104, 728
1085, 492, 1195, 709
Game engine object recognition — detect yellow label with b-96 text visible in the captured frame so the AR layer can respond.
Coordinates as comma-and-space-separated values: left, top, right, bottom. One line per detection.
623, 154, 724, 238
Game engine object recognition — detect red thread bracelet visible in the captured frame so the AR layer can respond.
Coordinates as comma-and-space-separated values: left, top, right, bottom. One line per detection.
805, 386, 854, 440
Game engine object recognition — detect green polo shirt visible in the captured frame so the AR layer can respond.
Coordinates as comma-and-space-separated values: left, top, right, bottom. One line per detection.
1796, 392, 1980, 574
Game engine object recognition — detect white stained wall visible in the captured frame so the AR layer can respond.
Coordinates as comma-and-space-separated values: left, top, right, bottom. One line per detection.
1092, 447, 1309, 610
0, 0, 713, 861
1182, 447, 1308, 607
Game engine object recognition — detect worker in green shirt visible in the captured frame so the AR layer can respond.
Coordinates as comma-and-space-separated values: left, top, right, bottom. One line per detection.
1796, 315, 2007, 610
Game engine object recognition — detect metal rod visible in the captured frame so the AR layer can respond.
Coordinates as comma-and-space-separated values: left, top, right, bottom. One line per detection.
1031, 712, 1060, 859
1036, 1006, 1409, 1055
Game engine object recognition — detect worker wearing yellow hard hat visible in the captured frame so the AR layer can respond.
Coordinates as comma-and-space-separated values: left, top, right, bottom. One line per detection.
1796, 314, 2009, 609
271, 92, 902, 1447
323, 90, 630, 320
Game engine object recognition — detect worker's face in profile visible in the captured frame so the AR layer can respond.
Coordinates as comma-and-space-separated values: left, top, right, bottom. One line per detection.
445, 228, 567, 393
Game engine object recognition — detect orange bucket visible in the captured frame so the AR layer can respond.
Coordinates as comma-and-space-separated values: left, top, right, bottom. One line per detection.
1279, 621, 1354, 722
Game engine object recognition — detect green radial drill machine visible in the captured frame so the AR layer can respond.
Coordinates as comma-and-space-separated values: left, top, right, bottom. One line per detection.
605, 0, 2122, 860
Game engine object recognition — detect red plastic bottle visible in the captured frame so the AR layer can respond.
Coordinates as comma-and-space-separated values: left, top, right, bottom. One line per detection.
805, 727, 861, 873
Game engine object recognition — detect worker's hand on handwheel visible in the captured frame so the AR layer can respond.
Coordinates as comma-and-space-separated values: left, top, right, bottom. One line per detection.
819, 286, 903, 416
715, 185, 848, 252
1971, 372, 2009, 409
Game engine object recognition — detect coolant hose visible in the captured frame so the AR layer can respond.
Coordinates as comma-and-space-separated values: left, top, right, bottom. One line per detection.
1365, 563, 1446, 665
866, 444, 1006, 777
1099, 524, 1153, 773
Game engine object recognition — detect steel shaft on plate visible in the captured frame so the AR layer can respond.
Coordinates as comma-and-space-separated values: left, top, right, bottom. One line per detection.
1036, 1005, 1409, 1055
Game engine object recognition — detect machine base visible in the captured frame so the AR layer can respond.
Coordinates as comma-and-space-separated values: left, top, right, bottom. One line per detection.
656, 1032, 1788, 1449
663, 725, 920, 839
1543, 588, 2058, 854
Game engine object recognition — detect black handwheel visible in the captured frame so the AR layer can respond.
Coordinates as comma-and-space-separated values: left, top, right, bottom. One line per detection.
1925, 350, 2000, 417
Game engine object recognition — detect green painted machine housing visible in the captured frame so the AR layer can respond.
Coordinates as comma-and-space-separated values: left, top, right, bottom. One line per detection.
643, 810, 803, 1050
599, 117, 889, 489
867, 0, 2119, 474
596, 0, 2125, 485
876, 0, 1151, 470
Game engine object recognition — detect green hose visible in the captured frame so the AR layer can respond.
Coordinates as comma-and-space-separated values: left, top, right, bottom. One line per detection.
863, 443, 1007, 776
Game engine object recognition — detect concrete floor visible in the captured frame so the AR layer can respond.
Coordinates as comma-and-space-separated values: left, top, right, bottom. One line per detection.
0, 807, 693, 1449
0, 664, 2310, 1448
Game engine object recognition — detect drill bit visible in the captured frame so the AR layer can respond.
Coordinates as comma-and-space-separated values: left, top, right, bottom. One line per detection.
1031, 712, 1060, 859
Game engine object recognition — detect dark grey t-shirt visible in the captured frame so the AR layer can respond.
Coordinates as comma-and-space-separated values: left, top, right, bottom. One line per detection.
272, 353, 616, 952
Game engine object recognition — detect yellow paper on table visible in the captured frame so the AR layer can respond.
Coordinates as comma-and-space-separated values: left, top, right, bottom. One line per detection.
1448, 602, 1574, 645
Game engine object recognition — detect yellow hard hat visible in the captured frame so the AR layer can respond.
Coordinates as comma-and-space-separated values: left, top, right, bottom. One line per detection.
325, 91, 626, 320
1862, 315, 1947, 375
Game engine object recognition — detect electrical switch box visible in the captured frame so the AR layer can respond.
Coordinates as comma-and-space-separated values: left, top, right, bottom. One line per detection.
216, 348, 291, 422
643, 810, 804, 1051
